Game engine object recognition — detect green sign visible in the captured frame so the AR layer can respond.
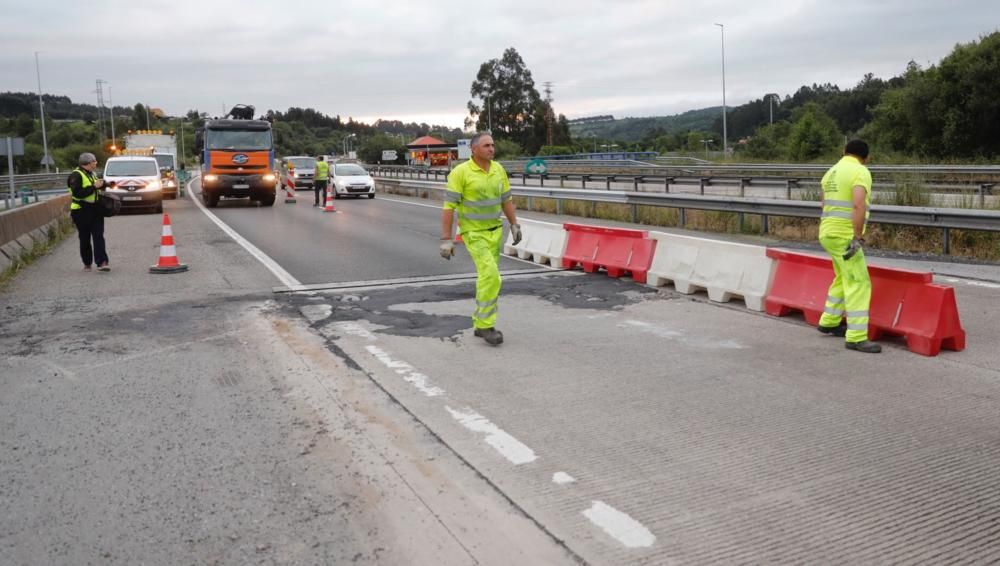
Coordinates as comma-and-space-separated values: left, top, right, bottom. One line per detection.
525, 158, 548, 175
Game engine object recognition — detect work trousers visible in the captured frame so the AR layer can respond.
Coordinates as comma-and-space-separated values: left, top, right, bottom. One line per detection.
818, 234, 872, 343
314, 180, 328, 205
70, 206, 108, 267
465, 226, 504, 329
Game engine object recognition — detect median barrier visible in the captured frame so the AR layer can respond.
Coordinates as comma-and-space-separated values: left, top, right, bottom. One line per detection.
764, 249, 966, 356
503, 218, 567, 267
0, 194, 71, 271
647, 232, 775, 311
561, 223, 656, 283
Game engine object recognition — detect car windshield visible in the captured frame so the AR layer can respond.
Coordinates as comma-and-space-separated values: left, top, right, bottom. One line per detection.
335, 164, 367, 176
105, 161, 158, 177
207, 129, 272, 150
288, 158, 316, 169
154, 154, 174, 169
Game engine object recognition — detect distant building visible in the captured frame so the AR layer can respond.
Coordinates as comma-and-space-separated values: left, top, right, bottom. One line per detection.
407, 136, 457, 166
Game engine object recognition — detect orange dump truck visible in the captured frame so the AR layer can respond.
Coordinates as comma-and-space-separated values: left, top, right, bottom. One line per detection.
196, 108, 277, 207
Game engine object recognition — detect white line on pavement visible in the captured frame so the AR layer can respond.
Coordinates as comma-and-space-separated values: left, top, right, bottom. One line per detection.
582, 501, 657, 548
366, 344, 446, 397
185, 177, 301, 289
445, 406, 538, 465
552, 472, 576, 485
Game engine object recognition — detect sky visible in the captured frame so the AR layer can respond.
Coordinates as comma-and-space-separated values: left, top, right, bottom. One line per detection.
1, 0, 997, 129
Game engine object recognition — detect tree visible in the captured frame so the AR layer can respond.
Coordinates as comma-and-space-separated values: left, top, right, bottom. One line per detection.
466, 48, 542, 148
786, 103, 841, 161
14, 114, 34, 137
493, 138, 523, 160
357, 132, 407, 164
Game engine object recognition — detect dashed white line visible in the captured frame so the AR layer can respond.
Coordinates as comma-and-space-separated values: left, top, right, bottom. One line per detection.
582, 501, 656, 548
366, 345, 446, 397
445, 406, 538, 465
552, 472, 576, 484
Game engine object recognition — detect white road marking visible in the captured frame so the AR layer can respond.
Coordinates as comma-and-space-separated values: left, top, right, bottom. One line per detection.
185, 176, 302, 289
366, 345, 445, 397
967, 280, 1000, 289
582, 501, 656, 548
445, 406, 538, 465
552, 472, 576, 484
334, 321, 378, 340
622, 319, 745, 350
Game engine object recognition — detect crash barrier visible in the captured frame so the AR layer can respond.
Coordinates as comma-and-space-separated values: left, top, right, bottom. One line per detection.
646, 232, 776, 311
503, 218, 568, 267
0, 194, 71, 272
763, 249, 965, 356
561, 223, 656, 284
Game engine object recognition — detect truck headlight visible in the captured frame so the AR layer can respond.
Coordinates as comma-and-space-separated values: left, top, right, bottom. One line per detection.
204, 174, 219, 182
263, 173, 276, 182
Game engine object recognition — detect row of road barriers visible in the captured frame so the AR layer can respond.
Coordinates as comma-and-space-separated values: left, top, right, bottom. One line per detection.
503, 219, 965, 357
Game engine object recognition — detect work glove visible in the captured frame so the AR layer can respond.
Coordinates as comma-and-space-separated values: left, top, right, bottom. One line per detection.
439, 240, 454, 260
510, 223, 523, 246
843, 237, 864, 260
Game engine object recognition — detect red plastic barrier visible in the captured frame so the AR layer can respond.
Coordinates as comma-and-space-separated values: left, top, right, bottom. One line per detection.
561, 223, 657, 284
764, 249, 966, 356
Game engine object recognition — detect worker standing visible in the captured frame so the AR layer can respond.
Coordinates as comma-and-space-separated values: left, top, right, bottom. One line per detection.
313, 155, 329, 206
816, 140, 881, 353
67, 152, 111, 272
439, 133, 522, 346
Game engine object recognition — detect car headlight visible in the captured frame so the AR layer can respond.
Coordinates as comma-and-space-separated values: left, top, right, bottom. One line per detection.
164, 179, 176, 187
263, 173, 276, 182
148, 180, 161, 190
204, 174, 219, 182
293, 172, 300, 178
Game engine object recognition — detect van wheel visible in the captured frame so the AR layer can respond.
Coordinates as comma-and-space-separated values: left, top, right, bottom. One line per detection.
155, 202, 164, 214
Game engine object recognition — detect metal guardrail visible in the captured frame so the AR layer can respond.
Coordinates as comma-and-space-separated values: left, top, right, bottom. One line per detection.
373, 176, 1000, 255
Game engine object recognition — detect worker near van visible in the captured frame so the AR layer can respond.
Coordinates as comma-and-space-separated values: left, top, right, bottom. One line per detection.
67, 152, 111, 272
314, 155, 329, 206
439, 133, 522, 346
816, 139, 881, 353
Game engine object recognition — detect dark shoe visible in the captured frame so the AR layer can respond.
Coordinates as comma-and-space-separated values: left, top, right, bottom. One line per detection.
818, 324, 847, 337
97, 262, 110, 272
846, 340, 881, 354
313, 203, 319, 207
474, 327, 504, 346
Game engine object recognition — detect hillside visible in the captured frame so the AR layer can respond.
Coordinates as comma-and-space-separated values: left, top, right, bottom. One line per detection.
568, 107, 720, 142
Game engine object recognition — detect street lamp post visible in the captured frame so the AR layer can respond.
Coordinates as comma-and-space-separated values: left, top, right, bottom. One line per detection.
768, 93, 777, 125
714, 23, 727, 160
700, 138, 714, 161
34, 52, 51, 172
108, 85, 116, 148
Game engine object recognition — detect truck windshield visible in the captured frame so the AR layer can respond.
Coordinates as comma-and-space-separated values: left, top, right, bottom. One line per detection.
105, 161, 158, 176
154, 154, 175, 170
207, 129, 272, 150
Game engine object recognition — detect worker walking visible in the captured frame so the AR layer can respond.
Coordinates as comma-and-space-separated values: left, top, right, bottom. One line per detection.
439, 133, 522, 346
313, 155, 329, 206
816, 140, 881, 353
67, 152, 111, 272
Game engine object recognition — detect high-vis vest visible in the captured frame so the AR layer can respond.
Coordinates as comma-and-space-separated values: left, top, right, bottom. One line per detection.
68, 167, 97, 211
819, 155, 872, 239
315, 161, 329, 180
444, 159, 511, 234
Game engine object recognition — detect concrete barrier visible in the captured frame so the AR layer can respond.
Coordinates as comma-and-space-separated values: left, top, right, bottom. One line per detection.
503, 218, 567, 267
0, 194, 71, 271
647, 232, 776, 311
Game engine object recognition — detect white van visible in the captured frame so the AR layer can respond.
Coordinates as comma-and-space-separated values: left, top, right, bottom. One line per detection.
103, 156, 163, 213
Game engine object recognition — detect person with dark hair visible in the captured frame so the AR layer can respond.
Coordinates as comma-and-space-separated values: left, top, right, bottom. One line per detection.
67, 152, 111, 272
816, 140, 880, 353
439, 133, 521, 346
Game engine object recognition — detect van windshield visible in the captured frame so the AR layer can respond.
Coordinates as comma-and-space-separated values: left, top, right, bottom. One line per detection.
288, 158, 316, 169
105, 160, 158, 177
154, 154, 175, 170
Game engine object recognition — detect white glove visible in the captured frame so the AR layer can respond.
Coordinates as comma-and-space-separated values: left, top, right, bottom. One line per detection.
439, 240, 454, 260
510, 223, 522, 245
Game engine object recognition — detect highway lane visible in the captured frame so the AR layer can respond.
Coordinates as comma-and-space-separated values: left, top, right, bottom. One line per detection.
190, 180, 530, 286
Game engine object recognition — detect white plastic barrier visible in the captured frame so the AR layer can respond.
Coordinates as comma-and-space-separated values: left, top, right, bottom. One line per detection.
646, 231, 776, 311
503, 218, 568, 267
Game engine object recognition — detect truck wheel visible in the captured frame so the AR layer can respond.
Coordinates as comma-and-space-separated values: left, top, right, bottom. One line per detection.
203, 190, 219, 208
258, 193, 276, 207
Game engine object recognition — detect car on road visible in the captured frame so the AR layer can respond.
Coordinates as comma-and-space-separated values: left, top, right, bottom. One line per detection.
102, 156, 163, 213
153, 152, 178, 199
331, 163, 375, 199
281, 156, 317, 190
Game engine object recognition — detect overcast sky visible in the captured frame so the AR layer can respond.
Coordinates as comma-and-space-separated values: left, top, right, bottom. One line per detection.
1, 0, 996, 129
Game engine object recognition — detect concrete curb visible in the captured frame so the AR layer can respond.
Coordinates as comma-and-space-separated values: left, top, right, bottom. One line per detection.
0, 194, 71, 271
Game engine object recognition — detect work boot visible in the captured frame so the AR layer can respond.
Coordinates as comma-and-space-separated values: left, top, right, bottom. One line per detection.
474, 327, 504, 346
846, 340, 882, 354
817, 324, 847, 337
97, 262, 111, 272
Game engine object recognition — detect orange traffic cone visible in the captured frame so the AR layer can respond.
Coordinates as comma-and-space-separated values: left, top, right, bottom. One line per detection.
149, 213, 189, 273
323, 187, 337, 212
284, 177, 297, 203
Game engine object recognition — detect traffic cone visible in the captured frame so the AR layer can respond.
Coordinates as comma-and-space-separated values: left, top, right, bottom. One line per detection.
284, 177, 296, 203
149, 213, 189, 273
323, 186, 337, 212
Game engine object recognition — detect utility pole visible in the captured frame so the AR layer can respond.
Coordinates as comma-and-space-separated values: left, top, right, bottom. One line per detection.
486, 95, 492, 134
145, 102, 151, 129
543, 81, 555, 146
108, 84, 116, 147
95, 79, 106, 144
714, 23, 727, 160
35, 52, 51, 172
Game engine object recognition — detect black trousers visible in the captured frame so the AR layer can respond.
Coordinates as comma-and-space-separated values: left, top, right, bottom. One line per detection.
314, 180, 328, 205
70, 206, 108, 266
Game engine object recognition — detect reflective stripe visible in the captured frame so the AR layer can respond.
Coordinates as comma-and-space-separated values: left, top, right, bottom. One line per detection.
822, 210, 853, 220
464, 211, 502, 220
444, 191, 462, 203
824, 199, 852, 207
846, 310, 869, 318
824, 306, 845, 316
826, 295, 845, 306
500, 192, 512, 202
464, 196, 502, 207
847, 323, 867, 331
476, 297, 498, 309
476, 304, 498, 319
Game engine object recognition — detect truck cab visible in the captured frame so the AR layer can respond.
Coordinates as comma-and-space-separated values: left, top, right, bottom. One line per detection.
197, 118, 277, 208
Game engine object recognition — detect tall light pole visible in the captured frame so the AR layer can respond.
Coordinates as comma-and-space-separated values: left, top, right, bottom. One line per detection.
714, 23, 727, 160
108, 84, 116, 147
34, 52, 51, 172
768, 93, 777, 125
486, 95, 492, 133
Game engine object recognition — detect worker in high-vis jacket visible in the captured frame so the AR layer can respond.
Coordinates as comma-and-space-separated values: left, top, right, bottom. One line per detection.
439, 133, 522, 346
816, 139, 881, 353
313, 155, 329, 206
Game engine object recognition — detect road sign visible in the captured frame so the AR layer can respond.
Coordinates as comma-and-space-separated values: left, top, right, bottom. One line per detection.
525, 158, 548, 175
381, 150, 398, 161
1, 137, 25, 156
457, 139, 471, 159
40, 154, 55, 166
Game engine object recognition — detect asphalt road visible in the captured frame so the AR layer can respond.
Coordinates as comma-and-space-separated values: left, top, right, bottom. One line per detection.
2, 175, 999, 564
